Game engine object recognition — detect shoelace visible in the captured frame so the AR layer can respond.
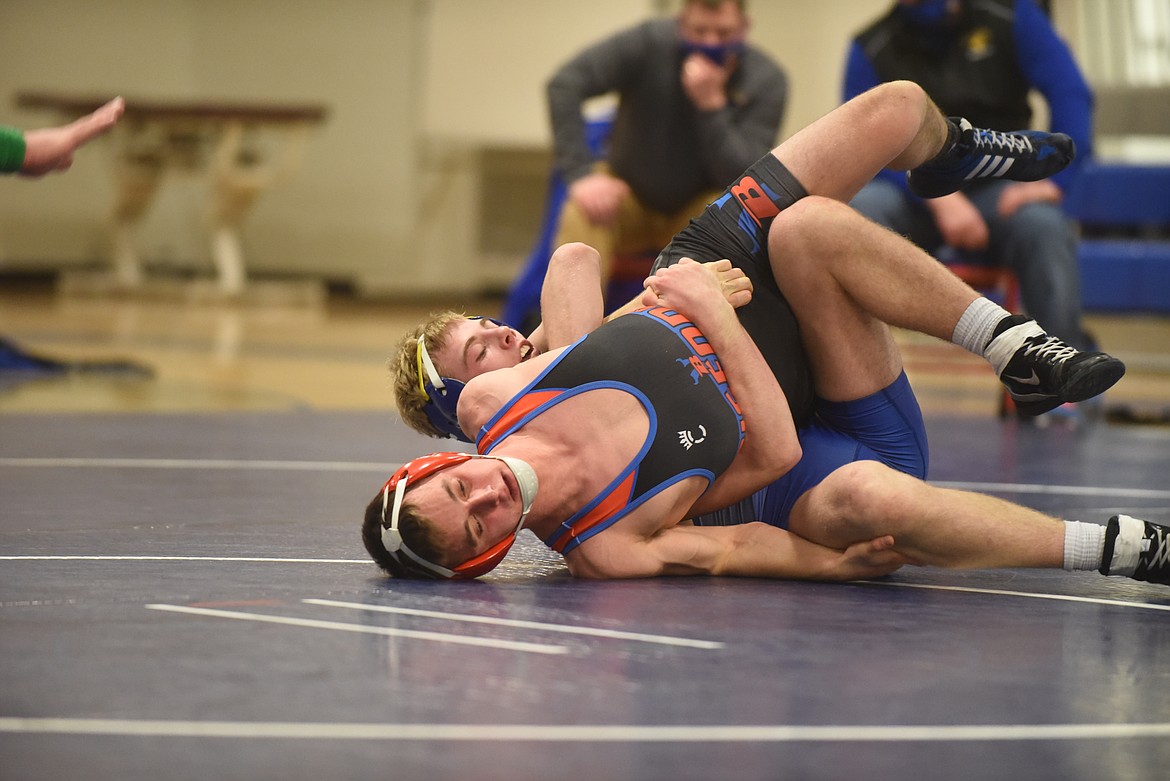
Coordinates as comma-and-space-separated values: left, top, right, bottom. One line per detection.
1023, 334, 1078, 363
974, 129, 1033, 156
1141, 525, 1170, 572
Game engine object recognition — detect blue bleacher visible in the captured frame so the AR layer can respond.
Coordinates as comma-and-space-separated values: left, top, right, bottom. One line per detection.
1064, 162, 1170, 313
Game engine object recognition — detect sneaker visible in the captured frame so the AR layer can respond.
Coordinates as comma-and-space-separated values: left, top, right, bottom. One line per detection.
907, 118, 1076, 198
1099, 515, 1170, 585
985, 317, 1125, 416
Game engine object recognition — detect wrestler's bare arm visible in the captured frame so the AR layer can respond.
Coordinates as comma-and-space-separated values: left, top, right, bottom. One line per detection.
530, 243, 606, 353
527, 244, 752, 353
570, 521, 906, 581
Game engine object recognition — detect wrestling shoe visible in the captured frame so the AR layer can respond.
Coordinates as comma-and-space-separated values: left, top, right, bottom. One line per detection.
907, 118, 1076, 198
1099, 515, 1170, 585
985, 316, 1125, 416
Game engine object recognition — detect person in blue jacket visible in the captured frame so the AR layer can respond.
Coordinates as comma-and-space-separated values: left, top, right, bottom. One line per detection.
844, 1, 1098, 376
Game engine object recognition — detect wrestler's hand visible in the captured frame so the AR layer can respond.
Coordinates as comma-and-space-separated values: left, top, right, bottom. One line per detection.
710, 259, 753, 309
832, 535, 909, 580
650, 260, 750, 309
641, 258, 734, 329
20, 96, 125, 177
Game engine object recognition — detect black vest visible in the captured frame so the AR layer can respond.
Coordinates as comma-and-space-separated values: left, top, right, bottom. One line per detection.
856, 0, 1032, 131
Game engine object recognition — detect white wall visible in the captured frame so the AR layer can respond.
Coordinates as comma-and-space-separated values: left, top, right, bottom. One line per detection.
0, 0, 421, 288
0, 0, 1086, 298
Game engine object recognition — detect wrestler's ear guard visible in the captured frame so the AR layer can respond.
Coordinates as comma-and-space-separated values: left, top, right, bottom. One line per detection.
417, 337, 470, 442
379, 451, 524, 580
380, 452, 473, 579
416, 317, 508, 443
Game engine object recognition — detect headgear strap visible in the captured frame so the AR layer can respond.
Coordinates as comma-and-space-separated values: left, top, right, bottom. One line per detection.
378, 451, 527, 580
414, 317, 508, 443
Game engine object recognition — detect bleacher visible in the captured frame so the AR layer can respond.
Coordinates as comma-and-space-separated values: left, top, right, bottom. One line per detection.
1064, 162, 1170, 313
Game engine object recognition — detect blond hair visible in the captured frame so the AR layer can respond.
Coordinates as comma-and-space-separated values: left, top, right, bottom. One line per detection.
391, 310, 469, 438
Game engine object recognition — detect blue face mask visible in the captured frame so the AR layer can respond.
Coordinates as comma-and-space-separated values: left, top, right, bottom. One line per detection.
680, 39, 745, 66
900, 0, 953, 27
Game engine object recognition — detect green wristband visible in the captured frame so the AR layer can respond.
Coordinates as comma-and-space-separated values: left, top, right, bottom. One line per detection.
0, 126, 28, 173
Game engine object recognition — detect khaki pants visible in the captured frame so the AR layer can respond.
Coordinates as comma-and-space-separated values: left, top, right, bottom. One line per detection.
553, 179, 720, 287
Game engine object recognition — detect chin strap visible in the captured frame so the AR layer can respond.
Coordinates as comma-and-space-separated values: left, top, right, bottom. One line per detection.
378, 451, 535, 579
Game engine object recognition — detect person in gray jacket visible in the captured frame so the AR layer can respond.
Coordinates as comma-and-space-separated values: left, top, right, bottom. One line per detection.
546, 0, 786, 305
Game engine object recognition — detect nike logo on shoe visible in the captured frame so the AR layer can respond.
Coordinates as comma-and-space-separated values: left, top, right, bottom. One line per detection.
1004, 370, 1041, 385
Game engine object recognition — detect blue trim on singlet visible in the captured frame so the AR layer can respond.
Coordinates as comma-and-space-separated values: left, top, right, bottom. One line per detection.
692, 371, 928, 530
548, 467, 717, 555
475, 334, 587, 447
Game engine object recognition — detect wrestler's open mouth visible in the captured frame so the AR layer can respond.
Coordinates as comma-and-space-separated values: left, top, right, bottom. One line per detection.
519, 343, 533, 362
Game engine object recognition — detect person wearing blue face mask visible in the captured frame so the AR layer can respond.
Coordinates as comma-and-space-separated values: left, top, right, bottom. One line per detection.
843, 0, 1100, 420
544, 0, 786, 313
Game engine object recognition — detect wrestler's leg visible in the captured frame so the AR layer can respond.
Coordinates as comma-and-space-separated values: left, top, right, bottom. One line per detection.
768, 196, 978, 400
774, 80, 948, 204
654, 82, 944, 272
768, 195, 1125, 414
658, 81, 1041, 271
769, 79, 1074, 204
787, 460, 1067, 570
789, 459, 1170, 586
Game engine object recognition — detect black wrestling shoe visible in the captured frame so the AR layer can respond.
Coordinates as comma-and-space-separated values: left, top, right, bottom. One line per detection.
1099, 515, 1170, 585
985, 317, 1125, 416
907, 118, 1076, 198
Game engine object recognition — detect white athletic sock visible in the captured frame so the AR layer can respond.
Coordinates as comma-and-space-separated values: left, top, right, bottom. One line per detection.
1063, 520, 1105, 571
952, 298, 1011, 356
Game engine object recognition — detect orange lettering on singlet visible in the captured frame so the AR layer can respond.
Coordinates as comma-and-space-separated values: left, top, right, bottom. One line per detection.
646, 307, 690, 328
731, 176, 780, 227
705, 356, 728, 386
680, 325, 714, 357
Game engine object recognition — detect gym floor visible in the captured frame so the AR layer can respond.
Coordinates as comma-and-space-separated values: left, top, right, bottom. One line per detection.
2, 286, 1169, 781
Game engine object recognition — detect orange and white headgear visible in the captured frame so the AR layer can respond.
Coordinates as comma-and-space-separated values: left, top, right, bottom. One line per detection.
378, 451, 538, 579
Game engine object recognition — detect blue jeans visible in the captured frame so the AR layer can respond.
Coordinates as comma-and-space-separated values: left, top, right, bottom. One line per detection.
850, 178, 1092, 350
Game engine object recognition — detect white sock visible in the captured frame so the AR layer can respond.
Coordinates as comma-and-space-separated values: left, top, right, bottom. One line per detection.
1063, 520, 1105, 572
952, 298, 1011, 356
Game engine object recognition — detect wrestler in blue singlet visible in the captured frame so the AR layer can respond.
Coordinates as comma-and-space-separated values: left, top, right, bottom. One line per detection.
652, 154, 931, 529
476, 307, 744, 555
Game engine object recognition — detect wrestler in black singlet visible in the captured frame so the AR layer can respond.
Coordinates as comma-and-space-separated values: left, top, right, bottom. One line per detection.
653, 154, 814, 425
